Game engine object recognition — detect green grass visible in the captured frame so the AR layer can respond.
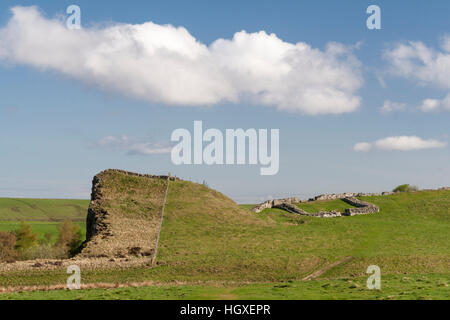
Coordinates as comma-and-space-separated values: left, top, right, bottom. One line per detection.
0, 198, 89, 221
1, 188, 448, 287
0, 274, 448, 300
296, 199, 356, 213
0, 176, 448, 300
0, 198, 88, 244
154, 186, 450, 283
0, 221, 86, 244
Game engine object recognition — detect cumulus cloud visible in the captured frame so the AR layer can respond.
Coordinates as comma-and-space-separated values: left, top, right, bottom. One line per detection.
384, 37, 450, 113
380, 100, 406, 114
354, 136, 447, 152
353, 142, 372, 152
375, 136, 447, 151
0, 6, 363, 115
384, 37, 450, 89
419, 94, 450, 112
96, 135, 171, 155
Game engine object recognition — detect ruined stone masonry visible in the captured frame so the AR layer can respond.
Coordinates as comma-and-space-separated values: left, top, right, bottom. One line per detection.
312, 192, 393, 202
341, 197, 380, 216
85, 169, 180, 241
252, 193, 381, 218
100, 169, 181, 182
251, 187, 449, 217
80, 169, 178, 260
252, 198, 299, 213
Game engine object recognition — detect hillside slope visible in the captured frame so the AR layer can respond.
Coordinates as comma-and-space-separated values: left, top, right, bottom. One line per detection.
0, 170, 447, 288
155, 185, 449, 282
0, 198, 89, 221
76, 170, 448, 281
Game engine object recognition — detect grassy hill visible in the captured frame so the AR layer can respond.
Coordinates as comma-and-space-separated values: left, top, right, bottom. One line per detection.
0, 198, 89, 221
156, 183, 449, 282
0, 170, 448, 299
296, 199, 355, 213
0, 221, 86, 245
0, 198, 89, 244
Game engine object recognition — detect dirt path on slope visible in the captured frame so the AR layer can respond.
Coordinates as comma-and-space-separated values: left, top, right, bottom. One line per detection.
302, 256, 354, 281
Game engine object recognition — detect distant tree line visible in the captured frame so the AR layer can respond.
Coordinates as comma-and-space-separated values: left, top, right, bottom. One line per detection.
0, 220, 83, 263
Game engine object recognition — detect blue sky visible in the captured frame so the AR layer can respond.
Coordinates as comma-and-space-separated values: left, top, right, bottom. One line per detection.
0, 0, 449, 202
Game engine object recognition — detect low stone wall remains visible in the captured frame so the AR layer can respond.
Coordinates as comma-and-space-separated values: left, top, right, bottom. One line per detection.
99, 169, 181, 181
342, 197, 380, 216
252, 194, 383, 218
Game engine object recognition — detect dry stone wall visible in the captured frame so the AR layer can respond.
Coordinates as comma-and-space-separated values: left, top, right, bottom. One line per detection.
252, 197, 299, 213
251, 197, 346, 218
85, 169, 179, 242
100, 169, 181, 182
312, 192, 394, 201
342, 197, 380, 216
252, 194, 382, 218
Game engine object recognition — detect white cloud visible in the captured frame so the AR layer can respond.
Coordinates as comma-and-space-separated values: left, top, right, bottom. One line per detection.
96, 135, 171, 155
384, 37, 450, 113
353, 142, 372, 152
420, 99, 441, 112
442, 35, 450, 52
384, 37, 450, 89
0, 6, 363, 115
420, 94, 450, 112
375, 136, 446, 151
380, 100, 406, 114
354, 136, 447, 152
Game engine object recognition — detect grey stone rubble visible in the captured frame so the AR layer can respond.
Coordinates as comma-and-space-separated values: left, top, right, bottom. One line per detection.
311, 192, 394, 202
252, 198, 299, 214
310, 187, 449, 202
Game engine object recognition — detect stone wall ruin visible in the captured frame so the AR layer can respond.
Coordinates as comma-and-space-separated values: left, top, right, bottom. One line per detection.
251, 193, 383, 218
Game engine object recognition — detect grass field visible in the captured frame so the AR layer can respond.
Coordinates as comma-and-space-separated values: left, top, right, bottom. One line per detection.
0, 221, 86, 244
0, 198, 89, 221
0, 175, 448, 300
156, 185, 449, 282
0, 274, 448, 300
296, 199, 355, 213
0, 198, 89, 243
